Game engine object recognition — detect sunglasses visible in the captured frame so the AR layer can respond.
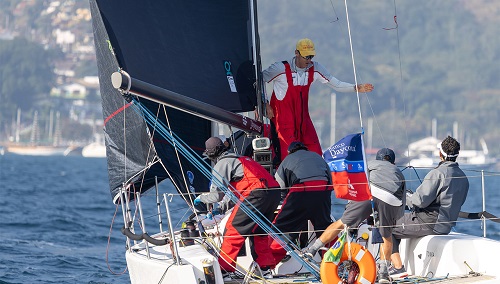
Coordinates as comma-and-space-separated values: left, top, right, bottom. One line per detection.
298, 51, 314, 60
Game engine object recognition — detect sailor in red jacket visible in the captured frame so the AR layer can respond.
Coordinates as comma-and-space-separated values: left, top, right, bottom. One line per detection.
195, 137, 281, 278
263, 38, 373, 163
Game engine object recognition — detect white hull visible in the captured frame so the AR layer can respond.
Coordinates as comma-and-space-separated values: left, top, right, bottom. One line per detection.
127, 243, 223, 284
81, 142, 106, 158
399, 233, 500, 282
124, 213, 500, 284
5, 145, 73, 156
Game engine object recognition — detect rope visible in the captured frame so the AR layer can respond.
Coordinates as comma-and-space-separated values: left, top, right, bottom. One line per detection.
343, 0, 363, 130
117, 95, 500, 279
105, 204, 128, 275
128, 97, 321, 279
131, 168, 500, 231
459, 211, 500, 224
388, 0, 413, 161
342, 1, 384, 246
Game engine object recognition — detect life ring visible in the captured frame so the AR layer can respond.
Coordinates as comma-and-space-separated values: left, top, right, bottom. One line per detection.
320, 242, 376, 284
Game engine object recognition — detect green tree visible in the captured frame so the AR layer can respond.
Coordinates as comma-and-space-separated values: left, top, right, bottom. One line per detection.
75, 59, 98, 77
0, 37, 56, 119
62, 120, 93, 142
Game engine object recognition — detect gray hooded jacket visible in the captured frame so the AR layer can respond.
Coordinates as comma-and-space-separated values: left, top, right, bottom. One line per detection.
407, 161, 469, 234
368, 159, 405, 200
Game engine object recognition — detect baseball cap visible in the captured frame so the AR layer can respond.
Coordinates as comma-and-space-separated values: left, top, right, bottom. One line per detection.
376, 148, 395, 164
288, 141, 308, 154
204, 137, 223, 156
296, 38, 316, 57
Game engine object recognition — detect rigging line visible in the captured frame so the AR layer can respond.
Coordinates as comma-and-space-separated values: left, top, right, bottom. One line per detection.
131, 103, 325, 266
385, 0, 411, 159
154, 159, 190, 208
360, 88, 388, 147
135, 104, 260, 203
157, 263, 175, 284
106, 204, 128, 275
174, 207, 195, 229
138, 171, 496, 194
123, 91, 128, 196
341, 0, 397, 240
131, 185, 143, 232
128, 101, 192, 208
161, 104, 197, 211
325, 1, 374, 147
133, 100, 320, 278
228, 127, 239, 155
334, 3, 380, 232
121, 103, 193, 226
343, 0, 363, 131
328, 0, 340, 23
120, 97, 136, 239
383, 15, 398, 31
120, 157, 160, 193
129, 102, 158, 211
225, 125, 238, 155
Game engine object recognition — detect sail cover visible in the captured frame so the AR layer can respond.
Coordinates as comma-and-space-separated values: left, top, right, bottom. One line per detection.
90, 0, 259, 201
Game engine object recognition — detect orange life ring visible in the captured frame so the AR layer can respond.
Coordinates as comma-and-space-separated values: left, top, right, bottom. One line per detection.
320, 242, 376, 284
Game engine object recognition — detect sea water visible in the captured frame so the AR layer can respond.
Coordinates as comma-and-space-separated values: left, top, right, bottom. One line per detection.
0, 154, 499, 284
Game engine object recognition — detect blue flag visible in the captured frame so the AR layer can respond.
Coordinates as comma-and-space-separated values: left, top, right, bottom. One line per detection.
323, 133, 371, 201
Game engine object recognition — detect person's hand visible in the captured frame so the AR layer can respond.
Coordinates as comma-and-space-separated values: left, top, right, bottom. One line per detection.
405, 189, 413, 207
406, 189, 413, 197
406, 191, 413, 200
193, 196, 203, 206
265, 103, 274, 119
355, 83, 374, 93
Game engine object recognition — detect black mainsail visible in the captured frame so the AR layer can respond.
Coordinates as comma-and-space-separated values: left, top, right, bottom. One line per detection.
90, 0, 263, 201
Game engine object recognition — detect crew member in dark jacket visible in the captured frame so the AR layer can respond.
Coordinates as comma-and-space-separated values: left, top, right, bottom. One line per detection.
305, 148, 405, 283
389, 136, 469, 278
194, 137, 281, 275
269, 141, 333, 263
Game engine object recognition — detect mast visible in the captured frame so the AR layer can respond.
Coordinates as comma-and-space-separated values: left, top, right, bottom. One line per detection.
15, 108, 20, 143
30, 111, 39, 146
251, 0, 265, 122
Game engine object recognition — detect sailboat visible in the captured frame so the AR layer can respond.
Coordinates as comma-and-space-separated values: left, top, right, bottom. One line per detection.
90, 1, 500, 283
5, 110, 73, 156
406, 136, 497, 170
81, 133, 106, 158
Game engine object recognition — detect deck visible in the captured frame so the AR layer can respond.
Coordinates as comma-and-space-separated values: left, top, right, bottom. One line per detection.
223, 272, 496, 284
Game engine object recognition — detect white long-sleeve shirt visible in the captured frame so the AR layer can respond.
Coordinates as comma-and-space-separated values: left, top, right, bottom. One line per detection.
262, 57, 356, 101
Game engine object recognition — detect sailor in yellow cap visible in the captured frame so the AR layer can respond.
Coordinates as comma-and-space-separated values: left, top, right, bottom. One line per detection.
263, 38, 374, 163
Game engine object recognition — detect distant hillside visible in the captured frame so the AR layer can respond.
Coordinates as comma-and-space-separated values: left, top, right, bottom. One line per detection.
461, 0, 500, 24
258, 0, 500, 154
1, 0, 500, 155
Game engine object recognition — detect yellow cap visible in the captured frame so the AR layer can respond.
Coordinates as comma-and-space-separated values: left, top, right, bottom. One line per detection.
296, 38, 316, 57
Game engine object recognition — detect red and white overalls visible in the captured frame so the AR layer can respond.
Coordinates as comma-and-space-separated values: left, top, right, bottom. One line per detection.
218, 156, 281, 272
269, 62, 323, 162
